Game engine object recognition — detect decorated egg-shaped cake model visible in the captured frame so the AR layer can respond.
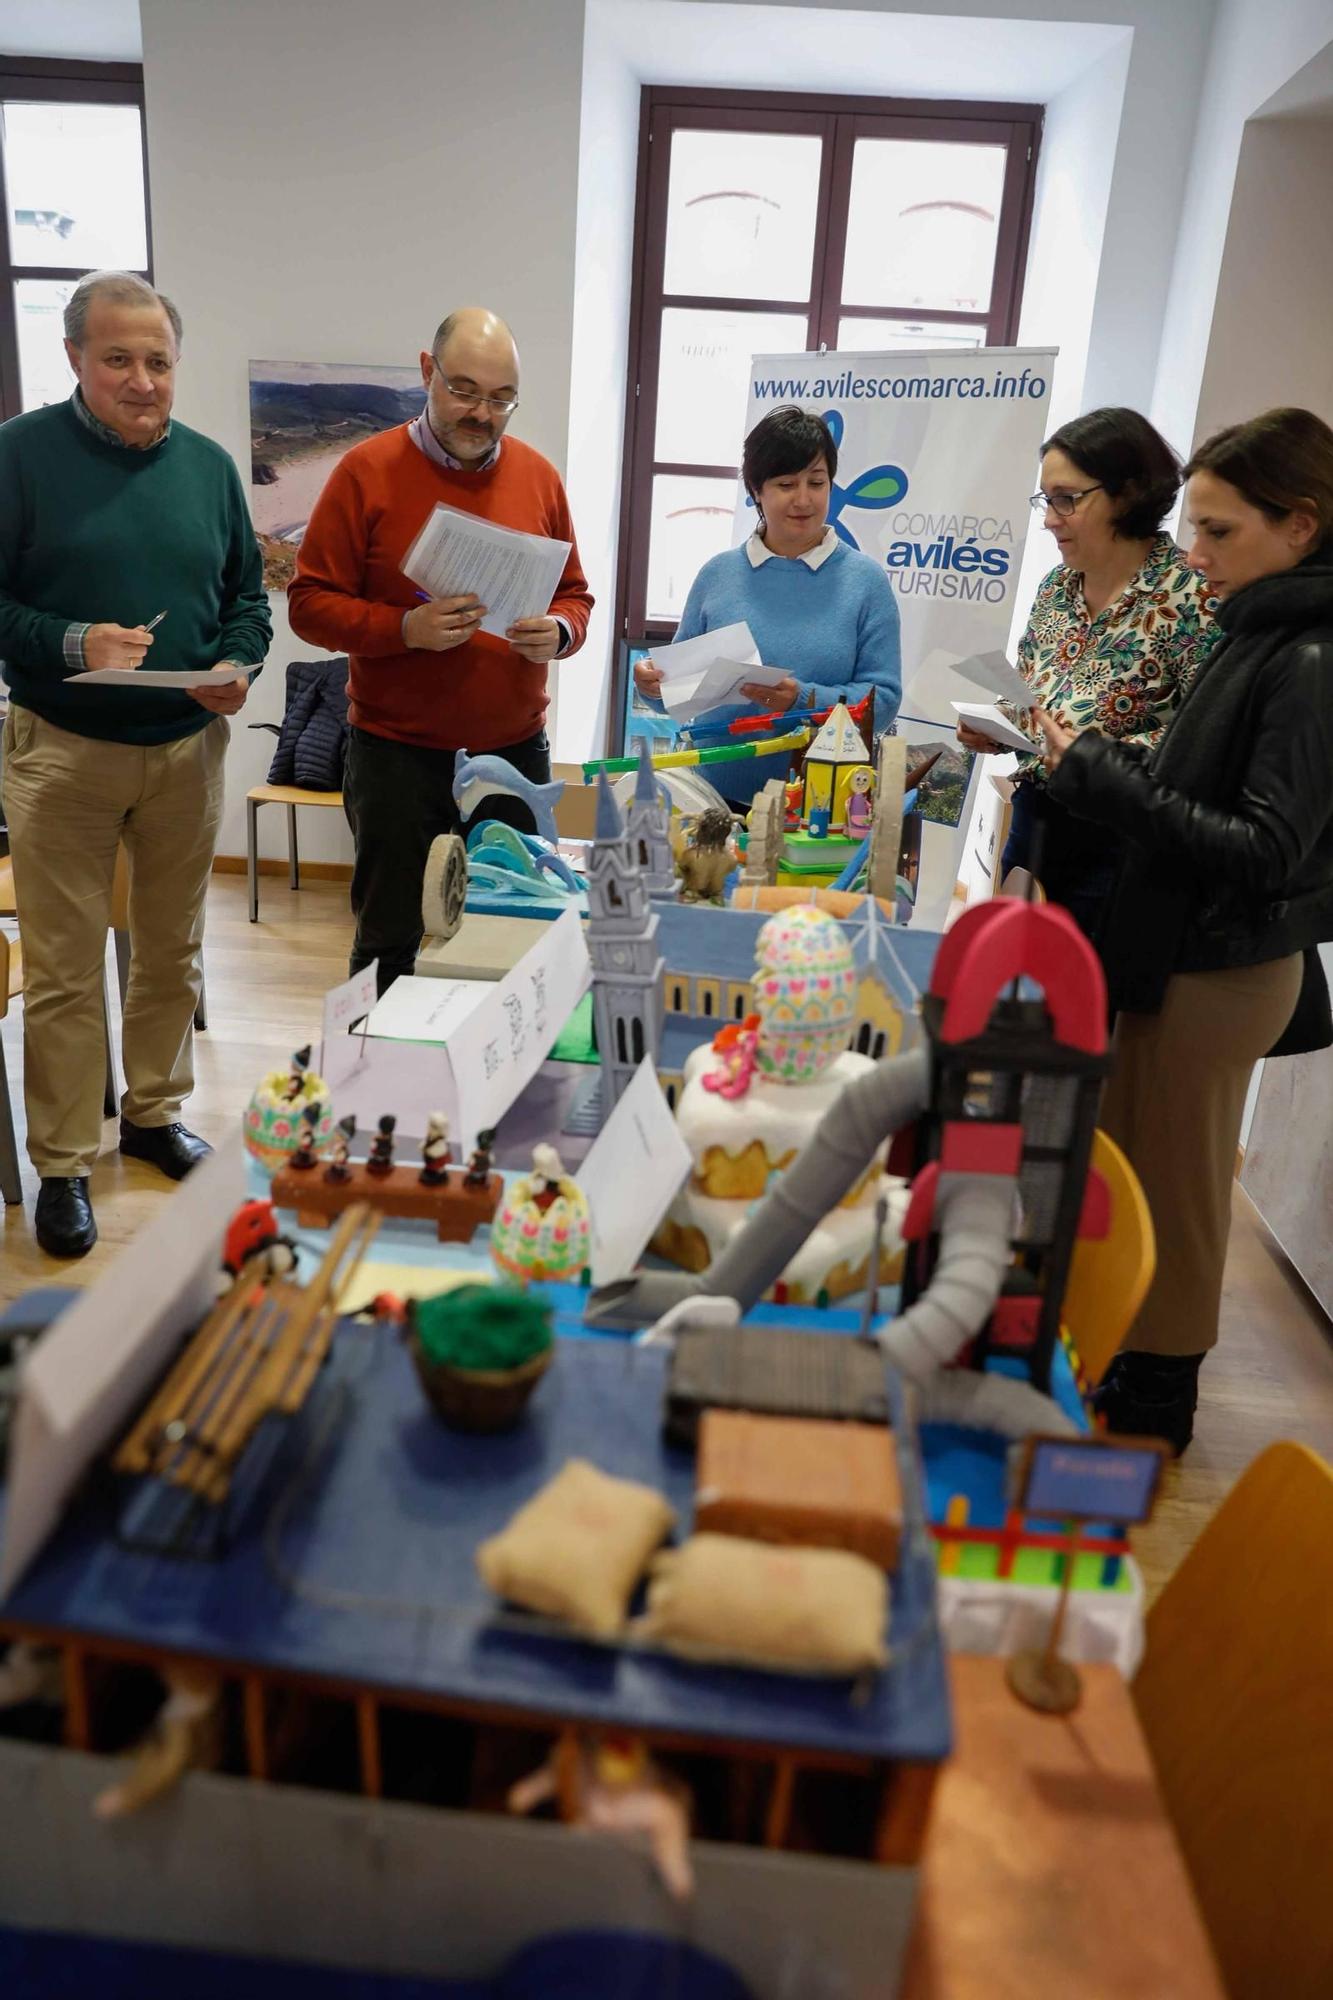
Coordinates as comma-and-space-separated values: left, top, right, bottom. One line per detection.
490, 1146, 592, 1284
243, 1070, 335, 1176
753, 905, 857, 1084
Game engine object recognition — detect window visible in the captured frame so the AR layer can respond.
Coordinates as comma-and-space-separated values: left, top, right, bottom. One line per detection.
614, 87, 1040, 724
0, 59, 150, 423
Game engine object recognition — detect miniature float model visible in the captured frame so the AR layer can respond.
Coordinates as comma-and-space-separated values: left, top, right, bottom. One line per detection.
590, 897, 1117, 1443
243, 1043, 334, 1176
652, 904, 907, 1304
272, 1108, 503, 1242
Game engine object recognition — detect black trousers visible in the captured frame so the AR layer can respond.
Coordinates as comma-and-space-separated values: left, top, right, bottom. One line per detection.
343, 725, 550, 993
1001, 778, 1123, 946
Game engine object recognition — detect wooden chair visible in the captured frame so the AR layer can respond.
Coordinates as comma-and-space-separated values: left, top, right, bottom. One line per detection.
1062, 1127, 1156, 1387
245, 783, 344, 924
0, 922, 22, 1204
1133, 1442, 1333, 2000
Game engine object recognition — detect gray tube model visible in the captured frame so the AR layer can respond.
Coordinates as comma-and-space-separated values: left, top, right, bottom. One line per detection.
877, 1172, 1016, 1381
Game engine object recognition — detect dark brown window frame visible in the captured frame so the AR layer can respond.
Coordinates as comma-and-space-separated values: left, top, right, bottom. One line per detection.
612, 84, 1042, 748
0, 56, 151, 423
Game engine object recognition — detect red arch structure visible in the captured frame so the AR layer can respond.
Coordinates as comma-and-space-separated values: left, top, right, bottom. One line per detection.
928, 900, 1107, 1054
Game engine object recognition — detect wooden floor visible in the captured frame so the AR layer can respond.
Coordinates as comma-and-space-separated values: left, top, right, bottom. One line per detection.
2, 873, 1331, 1601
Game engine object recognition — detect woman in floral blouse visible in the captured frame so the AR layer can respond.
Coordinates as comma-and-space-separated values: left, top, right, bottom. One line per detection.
958, 407, 1219, 938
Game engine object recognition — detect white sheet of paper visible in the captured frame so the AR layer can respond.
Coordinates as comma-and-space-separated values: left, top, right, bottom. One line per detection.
647, 620, 757, 685
951, 701, 1035, 755
948, 649, 1035, 709
443, 904, 592, 1152
364, 975, 492, 1045
400, 502, 571, 641
579, 1056, 692, 1285
321, 963, 378, 1050
70, 666, 251, 689
1, 1135, 249, 1598
320, 1036, 458, 1148
660, 657, 789, 723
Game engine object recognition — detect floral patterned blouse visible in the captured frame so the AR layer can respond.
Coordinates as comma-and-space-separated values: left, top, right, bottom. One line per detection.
1007, 532, 1220, 783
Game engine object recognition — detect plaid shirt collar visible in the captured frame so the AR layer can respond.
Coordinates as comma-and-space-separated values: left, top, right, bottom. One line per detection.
70, 387, 171, 451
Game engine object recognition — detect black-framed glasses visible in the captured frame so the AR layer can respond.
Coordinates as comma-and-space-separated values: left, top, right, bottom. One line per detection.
434, 368, 519, 417
1029, 485, 1103, 517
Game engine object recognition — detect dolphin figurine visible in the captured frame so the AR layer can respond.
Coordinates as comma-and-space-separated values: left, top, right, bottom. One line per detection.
451, 751, 566, 846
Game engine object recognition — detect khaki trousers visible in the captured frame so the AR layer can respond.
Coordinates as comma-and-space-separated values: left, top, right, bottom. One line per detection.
1100, 955, 1303, 1357
2, 708, 228, 1177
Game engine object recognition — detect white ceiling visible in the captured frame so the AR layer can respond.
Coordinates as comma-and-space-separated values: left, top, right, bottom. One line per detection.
0, 0, 141, 62
592, 0, 1129, 102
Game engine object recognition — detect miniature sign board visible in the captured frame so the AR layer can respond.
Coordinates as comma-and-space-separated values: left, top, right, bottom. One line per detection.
321, 961, 379, 1060
1005, 1433, 1170, 1716
1013, 1434, 1171, 1526
579, 1056, 692, 1286
325, 907, 591, 1157
1, 1135, 249, 1596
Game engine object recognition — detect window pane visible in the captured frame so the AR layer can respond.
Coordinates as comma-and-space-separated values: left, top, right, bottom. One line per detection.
646, 473, 737, 622
842, 139, 1007, 313
4, 101, 147, 269
663, 129, 822, 302
15, 278, 78, 410
838, 316, 987, 353
654, 307, 808, 463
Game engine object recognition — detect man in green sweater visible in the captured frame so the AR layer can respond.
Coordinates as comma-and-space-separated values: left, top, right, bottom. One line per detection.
0, 271, 270, 1257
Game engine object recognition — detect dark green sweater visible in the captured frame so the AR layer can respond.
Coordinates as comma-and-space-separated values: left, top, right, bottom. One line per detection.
0, 399, 271, 744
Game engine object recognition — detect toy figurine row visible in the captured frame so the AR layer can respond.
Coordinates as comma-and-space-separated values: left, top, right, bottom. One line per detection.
285, 1105, 497, 1191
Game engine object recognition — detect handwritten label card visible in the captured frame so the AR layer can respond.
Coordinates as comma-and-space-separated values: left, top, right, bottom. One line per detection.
579, 1056, 692, 1286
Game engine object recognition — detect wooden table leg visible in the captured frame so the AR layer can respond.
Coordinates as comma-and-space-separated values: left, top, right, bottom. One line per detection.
243, 1676, 269, 1781
62, 1645, 90, 1751
356, 1693, 382, 1798
764, 1755, 797, 1849
875, 1758, 939, 1866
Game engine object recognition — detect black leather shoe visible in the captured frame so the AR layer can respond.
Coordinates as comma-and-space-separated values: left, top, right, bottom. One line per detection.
119, 1119, 213, 1182
34, 1176, 98, 1258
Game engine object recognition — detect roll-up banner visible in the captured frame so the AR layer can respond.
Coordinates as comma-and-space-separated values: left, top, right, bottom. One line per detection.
735, 347, 1056, 927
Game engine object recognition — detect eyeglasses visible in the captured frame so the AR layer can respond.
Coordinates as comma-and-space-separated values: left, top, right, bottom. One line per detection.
434, 368, 519, 417
1028, 485, 1103, 517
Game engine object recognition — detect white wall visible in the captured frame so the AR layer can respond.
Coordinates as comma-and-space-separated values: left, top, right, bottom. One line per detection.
1152, 0, 1333, 452
139, 0, 587, 862
1193, 115, 1333, 439
557, 17, 640, 762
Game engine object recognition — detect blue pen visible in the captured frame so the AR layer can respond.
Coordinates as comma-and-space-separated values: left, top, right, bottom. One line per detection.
414, 589, 430, 603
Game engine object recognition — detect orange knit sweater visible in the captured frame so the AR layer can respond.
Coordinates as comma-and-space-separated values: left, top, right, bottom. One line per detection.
288, 425, 592, 751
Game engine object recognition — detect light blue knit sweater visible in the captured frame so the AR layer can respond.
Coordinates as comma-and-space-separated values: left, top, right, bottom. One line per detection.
652, 539, 902, 805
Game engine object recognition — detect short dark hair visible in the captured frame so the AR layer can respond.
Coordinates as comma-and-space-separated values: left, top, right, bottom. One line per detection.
742, 406, 837, 511
1041, 407, 1180, 539
1185, 408, 1333, 549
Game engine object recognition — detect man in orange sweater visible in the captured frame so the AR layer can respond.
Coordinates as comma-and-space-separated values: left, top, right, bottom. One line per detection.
288, 306, 593, 990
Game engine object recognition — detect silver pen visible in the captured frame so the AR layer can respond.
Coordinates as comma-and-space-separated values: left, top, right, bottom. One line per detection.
144, 610, 167, 632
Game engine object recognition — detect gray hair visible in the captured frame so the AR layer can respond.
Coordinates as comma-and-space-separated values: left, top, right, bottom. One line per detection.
64, 271, 183, 350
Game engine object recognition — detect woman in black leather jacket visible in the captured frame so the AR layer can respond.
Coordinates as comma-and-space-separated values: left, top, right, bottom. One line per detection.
1037, 407, 1333, 1451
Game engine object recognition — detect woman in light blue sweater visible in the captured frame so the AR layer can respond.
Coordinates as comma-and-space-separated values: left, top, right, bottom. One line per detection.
633, 406, 902, 807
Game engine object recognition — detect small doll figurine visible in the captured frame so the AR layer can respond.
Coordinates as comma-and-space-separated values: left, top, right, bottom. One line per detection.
419, 1111, 452, 1187
464, 1127, 496, 1188
289, 1105, 320, 1170
508, 1731, 693, 1903
283, 1044, 312, 1101
530, 1141, 566, 1212
844, 764, 875, 836
366, 1113, 397, 1177
324, 1114, 356, 1183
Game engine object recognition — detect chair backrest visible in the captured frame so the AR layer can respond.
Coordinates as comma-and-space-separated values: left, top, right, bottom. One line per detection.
1062, 1127, 1156, 1387
1133, 1441, 1333, 2000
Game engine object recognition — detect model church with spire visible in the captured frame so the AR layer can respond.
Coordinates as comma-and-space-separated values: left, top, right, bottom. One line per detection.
587, 769, 666, 1113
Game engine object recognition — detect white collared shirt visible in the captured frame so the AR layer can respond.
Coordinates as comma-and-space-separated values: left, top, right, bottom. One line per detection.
746, 526, 839, 571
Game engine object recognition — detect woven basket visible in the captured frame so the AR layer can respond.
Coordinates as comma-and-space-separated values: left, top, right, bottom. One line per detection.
408, 1336, 552, 1433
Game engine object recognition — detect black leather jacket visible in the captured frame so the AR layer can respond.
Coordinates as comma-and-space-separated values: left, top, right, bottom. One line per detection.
1048, 556, 1333, 1014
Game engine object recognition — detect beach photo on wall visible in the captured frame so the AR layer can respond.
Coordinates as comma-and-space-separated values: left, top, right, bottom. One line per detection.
249, 360, 423, 590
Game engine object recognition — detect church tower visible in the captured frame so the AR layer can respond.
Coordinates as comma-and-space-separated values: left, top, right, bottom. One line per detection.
625, 737, 676, 897
587, 772, 666, 1113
